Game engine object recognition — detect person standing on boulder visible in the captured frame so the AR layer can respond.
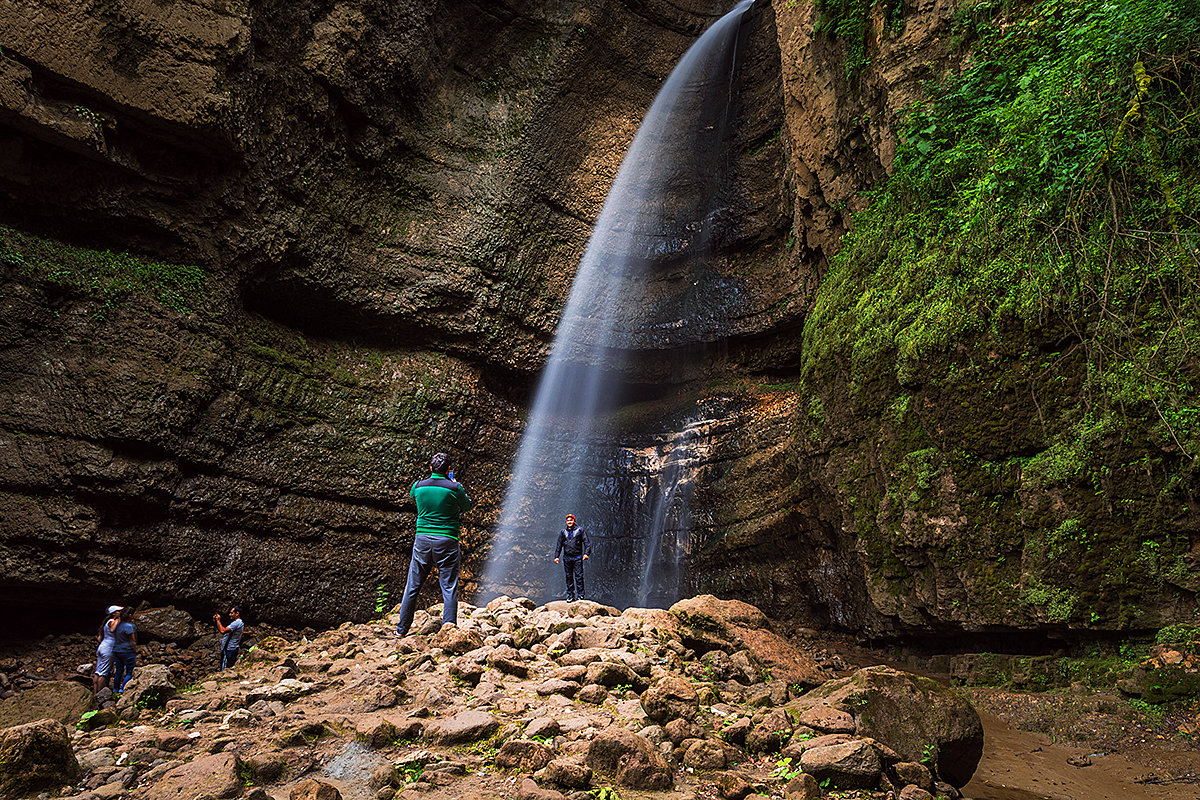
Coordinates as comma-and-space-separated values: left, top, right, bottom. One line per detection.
111, 606, 137, 693
394, 452, 472, 637
93, 605, 121, 694
214, 606, 244, 669
554, 513, 591, 602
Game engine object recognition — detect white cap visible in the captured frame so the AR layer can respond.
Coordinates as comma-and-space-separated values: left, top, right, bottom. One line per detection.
107, 605, 123, 614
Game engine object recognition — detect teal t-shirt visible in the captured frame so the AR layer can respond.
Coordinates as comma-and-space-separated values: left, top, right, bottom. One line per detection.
411, 473, 472, 538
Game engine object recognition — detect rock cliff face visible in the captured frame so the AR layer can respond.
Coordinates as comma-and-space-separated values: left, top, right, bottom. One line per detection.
1, 0, 1195, 637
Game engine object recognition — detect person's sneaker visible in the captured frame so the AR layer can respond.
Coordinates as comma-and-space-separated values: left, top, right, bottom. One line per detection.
390, 631, 404, 639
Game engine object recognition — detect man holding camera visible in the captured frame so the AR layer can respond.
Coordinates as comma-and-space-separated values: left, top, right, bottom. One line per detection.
214, 606, 243, 669
394, 452, 472, 637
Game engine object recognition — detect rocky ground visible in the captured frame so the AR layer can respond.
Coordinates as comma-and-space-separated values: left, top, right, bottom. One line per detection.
0, 596, 1195, 800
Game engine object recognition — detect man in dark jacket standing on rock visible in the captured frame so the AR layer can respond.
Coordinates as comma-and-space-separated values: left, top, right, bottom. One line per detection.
395, 452, 472, 637
554, 513, 591, 602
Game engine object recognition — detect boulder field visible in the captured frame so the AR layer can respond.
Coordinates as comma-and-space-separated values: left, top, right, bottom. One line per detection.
3, 595, 982, 800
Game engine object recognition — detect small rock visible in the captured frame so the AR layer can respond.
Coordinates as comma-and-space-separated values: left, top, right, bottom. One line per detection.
526, 717, 561, 739
424, 710, 500, 745
799, 740, 882, 789
893, 761, 933, 789
682, 738, 727, 770
155, 731, 192, 753
545, 758, 591, 789
641, 676, 699, 723
784, 772, 821, 800
1067, 754, 1092, 768
720, 718, 751, 746
290, 778, 343, 800
746, 709, 792, 754
584, 661, 641, 690
369, 765, 397, 790
495, 739, 553, 771
356, 719, 399, 749
717, 770, 754, 800
516, 777, 565, 800
577, 685, 608, 704
899, 786, 934, 800
244, 753, 288, 784
537, 679, 579, 698
221, 708, 255, 727
430, 625, 484, 655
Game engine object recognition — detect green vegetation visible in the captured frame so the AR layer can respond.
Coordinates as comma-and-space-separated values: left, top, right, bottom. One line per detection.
806, 0, 1200, 452
374, 582, 390, 617
803, 0, 1200, 626
814, 0, 905, 79
1156, 622, 1200, 645
0, 225, 205, 315
771, 756, 802, 780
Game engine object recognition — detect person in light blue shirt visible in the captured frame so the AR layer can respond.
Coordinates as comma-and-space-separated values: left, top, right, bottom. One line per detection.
214, 606, 244, 669
394, 452, 472, 637
111, 607, 137, 692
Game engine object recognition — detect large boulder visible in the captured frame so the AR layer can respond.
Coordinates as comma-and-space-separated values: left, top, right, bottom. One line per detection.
669, 596, 826, 687
115, 664, 177, 714
801, 666, 983, 787
135, 606, 198, 644
0, 680, 95, 728
798, 740, 882, 789
0, 718, 81, 797
143, 752, 242, 799
586, 727, 673, 790
641, 676, 699, 723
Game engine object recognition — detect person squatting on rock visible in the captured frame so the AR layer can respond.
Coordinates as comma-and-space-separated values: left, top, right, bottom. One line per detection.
214, 606, 244, 669
554, 513, 591, 602
92, 604, 122, 694
111, 606, 137, 693
394, 452, 473, 637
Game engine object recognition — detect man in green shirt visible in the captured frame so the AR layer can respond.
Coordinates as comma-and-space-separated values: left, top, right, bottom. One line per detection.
394, 452, 473, 637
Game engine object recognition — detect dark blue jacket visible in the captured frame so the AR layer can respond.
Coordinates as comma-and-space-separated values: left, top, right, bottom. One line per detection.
555, 526, 591, 559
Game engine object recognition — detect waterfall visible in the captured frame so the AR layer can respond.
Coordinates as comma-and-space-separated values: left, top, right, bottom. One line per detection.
480, 0, 754, 607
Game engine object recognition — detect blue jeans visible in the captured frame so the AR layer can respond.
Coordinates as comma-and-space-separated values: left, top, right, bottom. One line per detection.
113, 651, 136, 692
563, 557, 585, 600
396, 534, 460, 635
220, 647, 240, 669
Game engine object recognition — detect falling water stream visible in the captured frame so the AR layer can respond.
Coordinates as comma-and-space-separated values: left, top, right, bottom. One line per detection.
481, 0, 755, 607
